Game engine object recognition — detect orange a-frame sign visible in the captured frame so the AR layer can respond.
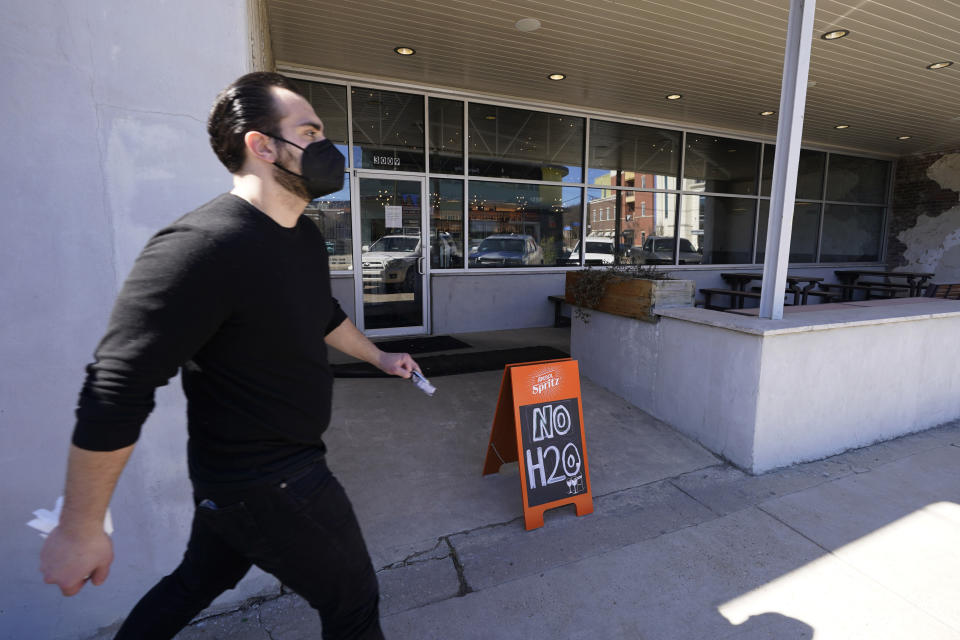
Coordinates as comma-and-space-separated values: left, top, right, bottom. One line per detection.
482, 358, 593, 530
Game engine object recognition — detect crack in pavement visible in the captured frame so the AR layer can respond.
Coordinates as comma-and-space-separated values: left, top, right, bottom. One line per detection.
443, 536, 474, 597
379, 538, 449, 571
257, 602, 277, 640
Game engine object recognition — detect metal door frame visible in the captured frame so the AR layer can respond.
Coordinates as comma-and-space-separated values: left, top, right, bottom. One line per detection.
351, 171, 430, 337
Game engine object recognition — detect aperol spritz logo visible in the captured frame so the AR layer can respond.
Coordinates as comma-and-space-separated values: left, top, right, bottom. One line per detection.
531, 369, 561, 395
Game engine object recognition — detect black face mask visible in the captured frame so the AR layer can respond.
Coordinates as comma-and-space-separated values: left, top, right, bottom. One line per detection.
270, 135, 345, 199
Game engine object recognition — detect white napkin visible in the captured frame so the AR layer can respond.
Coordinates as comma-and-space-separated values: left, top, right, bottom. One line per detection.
27, 496, 114, 538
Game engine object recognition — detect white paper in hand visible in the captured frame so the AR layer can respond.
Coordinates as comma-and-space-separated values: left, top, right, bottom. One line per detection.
27, 496, 114, 539
411, 370, 436, 396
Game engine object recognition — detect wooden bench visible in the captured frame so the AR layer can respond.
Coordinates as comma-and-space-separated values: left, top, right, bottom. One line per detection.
699, 288, 765, 311
548, 295, 571, 327
804, 290, 841, 302
817, 283, 899, 301
925, 283, 960, 300
856, 280, 912, 295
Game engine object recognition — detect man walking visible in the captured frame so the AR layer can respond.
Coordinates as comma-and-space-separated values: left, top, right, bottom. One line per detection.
39, 72, 415, 639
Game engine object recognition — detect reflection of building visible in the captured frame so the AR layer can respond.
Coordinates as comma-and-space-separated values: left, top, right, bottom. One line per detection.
679, 181, 707, 253
304, 199, 353, 269
588, 171, 672, 251
466, 183, 572, 263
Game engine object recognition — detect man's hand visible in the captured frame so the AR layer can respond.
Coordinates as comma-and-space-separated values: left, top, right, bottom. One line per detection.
40, 443, 132, 597
40, 525, 114, 596
377, 351, 419, 378
325, 318, 421, 378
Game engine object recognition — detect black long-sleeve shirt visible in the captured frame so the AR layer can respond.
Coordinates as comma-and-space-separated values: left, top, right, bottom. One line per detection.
72, 193, 347, 487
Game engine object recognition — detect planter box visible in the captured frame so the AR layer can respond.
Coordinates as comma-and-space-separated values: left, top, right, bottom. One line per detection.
565, 272, 695, 322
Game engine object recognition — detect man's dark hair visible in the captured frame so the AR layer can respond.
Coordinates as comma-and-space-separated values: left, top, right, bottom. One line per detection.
207, 72, 303, 173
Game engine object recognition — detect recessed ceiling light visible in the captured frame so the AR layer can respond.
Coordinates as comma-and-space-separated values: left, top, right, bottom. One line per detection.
821, 29, 849, 40
834, 124, 850, 129
548, 73, 566, 81
485, 115, 497, 120
759, 110, 776, 116
926, 61, 953, 70
515, 18, 542, 32
897, 135, 912, 140
665, 93, 682, 100
393, 46, 415, 56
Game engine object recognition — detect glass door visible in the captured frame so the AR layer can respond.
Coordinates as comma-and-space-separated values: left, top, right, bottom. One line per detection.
354, 175, 428, 335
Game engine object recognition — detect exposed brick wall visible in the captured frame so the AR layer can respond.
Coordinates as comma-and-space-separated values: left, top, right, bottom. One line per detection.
888, 148, 960, 269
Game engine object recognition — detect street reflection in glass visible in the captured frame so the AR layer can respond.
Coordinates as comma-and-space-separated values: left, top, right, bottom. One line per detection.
468, 182, 581, 267
429, 178, 464, 268
303, 174, 352, 271
584, 188, 678, 265
359, 178, 424, 329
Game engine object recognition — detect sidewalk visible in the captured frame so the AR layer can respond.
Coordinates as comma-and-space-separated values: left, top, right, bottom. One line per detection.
99, 328, 960, 639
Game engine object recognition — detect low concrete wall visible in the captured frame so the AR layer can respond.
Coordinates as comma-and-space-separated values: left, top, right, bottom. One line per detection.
573, 301, 960, 473
430, 272, 567, 334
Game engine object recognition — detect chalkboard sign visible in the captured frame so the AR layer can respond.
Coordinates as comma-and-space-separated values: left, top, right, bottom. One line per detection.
482, 358, 593, 530
518, 397, 587, 507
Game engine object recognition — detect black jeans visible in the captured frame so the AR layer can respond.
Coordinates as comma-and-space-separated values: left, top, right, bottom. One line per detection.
114, 459, 383, 640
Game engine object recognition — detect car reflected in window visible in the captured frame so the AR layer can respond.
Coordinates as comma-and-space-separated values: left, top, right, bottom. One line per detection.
469, 234, 544, 267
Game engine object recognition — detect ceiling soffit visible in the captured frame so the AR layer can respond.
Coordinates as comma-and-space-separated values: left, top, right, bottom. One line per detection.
268, 0, 960, 157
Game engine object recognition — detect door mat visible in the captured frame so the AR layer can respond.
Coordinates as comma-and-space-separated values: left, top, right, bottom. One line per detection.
333, 346, 570, 378
373, 335, 471, 355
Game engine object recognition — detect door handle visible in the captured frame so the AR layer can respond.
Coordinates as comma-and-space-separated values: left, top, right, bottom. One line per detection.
418, 256, 425, 275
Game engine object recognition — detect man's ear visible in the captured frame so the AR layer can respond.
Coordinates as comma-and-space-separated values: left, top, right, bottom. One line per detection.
243, 131, 278, 164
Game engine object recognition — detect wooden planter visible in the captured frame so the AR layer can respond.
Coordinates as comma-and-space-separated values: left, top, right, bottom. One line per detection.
565, 272, 695, 322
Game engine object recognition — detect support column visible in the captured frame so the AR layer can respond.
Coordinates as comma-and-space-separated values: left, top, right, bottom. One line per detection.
248, 0, 276, 72
759, 0, 816, 319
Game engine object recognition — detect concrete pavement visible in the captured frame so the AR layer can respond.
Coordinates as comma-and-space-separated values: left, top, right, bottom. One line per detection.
88, 328, 960, 639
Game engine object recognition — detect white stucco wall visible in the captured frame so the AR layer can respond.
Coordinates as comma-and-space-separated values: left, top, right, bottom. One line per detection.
0, 3, 263, 638
571, 311, 761, 470
752, 314, 960, 469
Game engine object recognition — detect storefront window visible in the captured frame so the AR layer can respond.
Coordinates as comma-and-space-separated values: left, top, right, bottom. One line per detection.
820, 204, 884, 262
292, 77, 892, 270
429, 178, 464, 268
467, 181, 581, 267
826, 154, 890, 204
468, 104, 583, 182
588, 120, 680, 189
585, 188, 676, 264
292, 79, 349, 157
429, 98, 464, 175
682, 135, 760, 195
755, 201, 820, 263
679, 195, 756, 264
351, 87, 425, 172
303, 174, 352, 271
760, 146, 825, 200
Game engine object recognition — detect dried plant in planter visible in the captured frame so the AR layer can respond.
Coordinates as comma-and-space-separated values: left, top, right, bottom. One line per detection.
567, 264, 673, 323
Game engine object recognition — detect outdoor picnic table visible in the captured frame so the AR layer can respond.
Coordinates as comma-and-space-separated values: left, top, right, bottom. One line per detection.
720, 272, 824, 307
834, 270, 934, 297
